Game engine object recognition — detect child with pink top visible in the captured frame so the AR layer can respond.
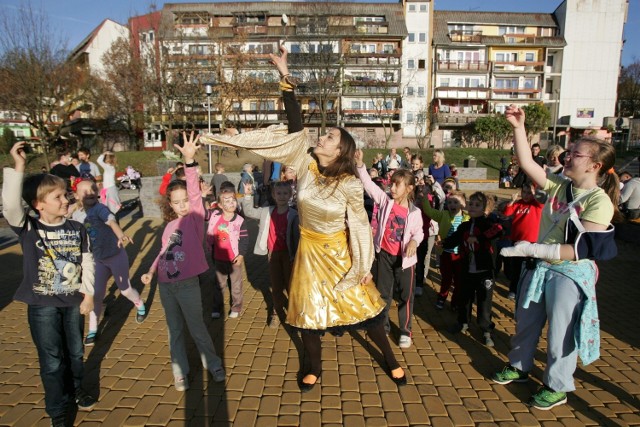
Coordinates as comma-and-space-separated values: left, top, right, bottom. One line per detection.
355, 149, 424, 349
141, 133, 224, 392
206, 187, 250, 319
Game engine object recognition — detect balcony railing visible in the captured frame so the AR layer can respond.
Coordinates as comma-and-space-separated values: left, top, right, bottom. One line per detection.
492, 88, 541, 100
436, 60, 489, 72
448, 30, 483, 43
344, 56, 401, 67
493, 61, 545, 72
435, 112, 490, 125
435, 87, 489, 99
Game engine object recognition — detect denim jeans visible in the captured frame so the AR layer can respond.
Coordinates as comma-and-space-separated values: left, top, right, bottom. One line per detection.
159, 277, 222, 379
28, 304, 84, 418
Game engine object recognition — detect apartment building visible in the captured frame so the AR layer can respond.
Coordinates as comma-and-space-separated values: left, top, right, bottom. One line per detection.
431, 11, 565, 148
401, 0, 433, 144
131, 2, 408, 149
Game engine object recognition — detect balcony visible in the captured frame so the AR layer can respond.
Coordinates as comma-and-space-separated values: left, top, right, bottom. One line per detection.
355, 21, 389, 35
492, 88, 541, 100
493, 61, 545, 73
344, 55, 401, 67
436, 60, 489, 72
435, 112, 490, 126
448, 30, 483, 43
342, 109, 401, 123
232, 25, 267, 35
435, 87, 489, 99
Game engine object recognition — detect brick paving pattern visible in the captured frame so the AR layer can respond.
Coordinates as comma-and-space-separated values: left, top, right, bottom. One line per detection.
0, 214, 638, 426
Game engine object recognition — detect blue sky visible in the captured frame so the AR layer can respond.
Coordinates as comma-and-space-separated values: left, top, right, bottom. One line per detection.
1, 0, 638, 66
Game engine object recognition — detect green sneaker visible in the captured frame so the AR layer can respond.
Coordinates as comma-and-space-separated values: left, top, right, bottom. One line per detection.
529, 386, 567, 410
492, 365, 529, 385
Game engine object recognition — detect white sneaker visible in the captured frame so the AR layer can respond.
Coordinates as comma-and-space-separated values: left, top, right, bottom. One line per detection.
414, 287, 423, 296
174, 377, 189, 391
211, 311, 221, 319
228, 311, 239, 318
484, 332, 495, 347
398, 335, 412, 349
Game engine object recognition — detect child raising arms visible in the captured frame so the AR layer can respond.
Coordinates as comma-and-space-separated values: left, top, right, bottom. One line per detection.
493, 105, 619, 410
72, 180, 146, 346
141, 133, 225, 391
355, 149, 424, 349
2, 142, 97, 425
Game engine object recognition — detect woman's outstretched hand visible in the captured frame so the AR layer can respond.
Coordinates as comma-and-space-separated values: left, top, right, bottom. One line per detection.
505, 104, 525, 130
354, 149, 365, 168
269, 45, 289, 77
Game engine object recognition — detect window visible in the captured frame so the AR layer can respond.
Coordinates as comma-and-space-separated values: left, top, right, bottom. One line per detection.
525, 53, 534, 62
418, 87, 425, 97
547, 56, 554, 67
351, 101, 362, 109
383, 44, 394, 54
368, 101, 375, 109
408, 4, 416, 12
408, 33, 415, 43
148, 31, 154, 42
419, 33, 426, 43
498, 26, 525, 35
440, 78, 450, 87
383, 72, 394, 82
407, 112, 415, 122
524, 78, 536, 89
290, 44, 301, 53
495, 78, 519, 89
418, 59, 426, 70
249, 100, 275, 110
420, 4, 427, 12
407, 59, 415, 69
232, 101, 241, 111
14, 130, 25, 138
406, 86, 415, 96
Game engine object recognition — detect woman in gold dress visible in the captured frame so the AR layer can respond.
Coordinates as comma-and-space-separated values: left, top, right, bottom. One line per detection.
200, 47, 406, 391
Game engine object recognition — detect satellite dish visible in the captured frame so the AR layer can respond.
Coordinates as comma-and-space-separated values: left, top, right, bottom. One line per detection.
281, 14, 289, 26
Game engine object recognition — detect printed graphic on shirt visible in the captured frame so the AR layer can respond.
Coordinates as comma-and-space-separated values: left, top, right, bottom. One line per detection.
385, 210, 406, 244
161, 230, 184, 279
213, 219, 235, 261
34, 229, 82, 295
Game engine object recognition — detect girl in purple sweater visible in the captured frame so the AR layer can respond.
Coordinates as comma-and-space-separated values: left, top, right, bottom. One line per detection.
141, 133, 225, 392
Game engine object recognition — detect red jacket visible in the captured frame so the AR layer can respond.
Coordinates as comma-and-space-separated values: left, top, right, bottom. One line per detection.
503, 199, 543, 243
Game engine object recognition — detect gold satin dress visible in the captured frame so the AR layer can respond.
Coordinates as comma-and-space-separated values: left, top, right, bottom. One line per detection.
200, 126, 386, 330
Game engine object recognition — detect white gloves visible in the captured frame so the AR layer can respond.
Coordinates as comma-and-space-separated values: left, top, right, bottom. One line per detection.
500, 241, 561, 260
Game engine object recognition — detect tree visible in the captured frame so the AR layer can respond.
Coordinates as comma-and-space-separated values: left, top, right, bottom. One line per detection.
0, 1, 91, 164
522, 102, 551, 144
0, 127, 17, 153
618, 59, 640, 118
95, 36, 146, 149
413, 107, 431, 149
474, 114, 512, 149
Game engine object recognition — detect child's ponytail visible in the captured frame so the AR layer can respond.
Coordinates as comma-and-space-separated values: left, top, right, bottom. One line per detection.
579, 137, 623, 223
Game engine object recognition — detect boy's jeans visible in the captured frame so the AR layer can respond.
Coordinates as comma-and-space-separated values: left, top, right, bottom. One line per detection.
28, 305, 84, 418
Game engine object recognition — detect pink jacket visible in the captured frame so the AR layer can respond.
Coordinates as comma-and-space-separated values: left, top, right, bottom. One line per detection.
151, 167, 209, 282
357, 164, 424, 269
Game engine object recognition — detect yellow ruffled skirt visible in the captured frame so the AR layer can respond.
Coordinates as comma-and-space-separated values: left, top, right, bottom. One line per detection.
286, 227, 385, 330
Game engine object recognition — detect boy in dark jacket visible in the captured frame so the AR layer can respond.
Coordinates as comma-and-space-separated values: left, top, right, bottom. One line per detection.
444, 192, 503, 347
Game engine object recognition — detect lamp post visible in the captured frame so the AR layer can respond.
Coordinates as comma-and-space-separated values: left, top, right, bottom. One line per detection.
205, 83, 213, 174
552, 88, 559, 146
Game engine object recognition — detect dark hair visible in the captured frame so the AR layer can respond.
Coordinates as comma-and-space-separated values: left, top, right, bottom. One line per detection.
220, 180, 235, 192
78, 147, 91, 156
313, 127, 358, 180
411, 154, 423, 164
160, 180, 187, 222
532, 143, 541, 149
272, 180, 293, 193
174, 167, 186, 179
469, 191, 494, 213
23, 173, 67, 211
390, 169, 416, 203
576, 137, 623, 222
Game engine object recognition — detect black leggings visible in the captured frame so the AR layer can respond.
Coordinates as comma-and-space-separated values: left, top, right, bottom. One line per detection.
301, 321, 400, 377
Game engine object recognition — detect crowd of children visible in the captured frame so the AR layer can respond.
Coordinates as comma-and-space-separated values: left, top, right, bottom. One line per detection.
2, 103, 623, 423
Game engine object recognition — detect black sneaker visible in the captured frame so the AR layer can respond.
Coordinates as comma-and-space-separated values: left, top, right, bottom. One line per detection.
84, 332, 97, 347
136, 303, 147, 324
50, 414, 67, 427
75, 390, 97, 411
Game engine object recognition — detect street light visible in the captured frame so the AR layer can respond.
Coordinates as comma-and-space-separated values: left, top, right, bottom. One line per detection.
552, 88, 559, 146
205, 83, 213, 174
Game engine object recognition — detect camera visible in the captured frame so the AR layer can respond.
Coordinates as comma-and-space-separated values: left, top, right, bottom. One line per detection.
19, 143, 32, 154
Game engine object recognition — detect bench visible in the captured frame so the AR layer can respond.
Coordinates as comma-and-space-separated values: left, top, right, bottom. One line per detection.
458, 179, 499, 191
